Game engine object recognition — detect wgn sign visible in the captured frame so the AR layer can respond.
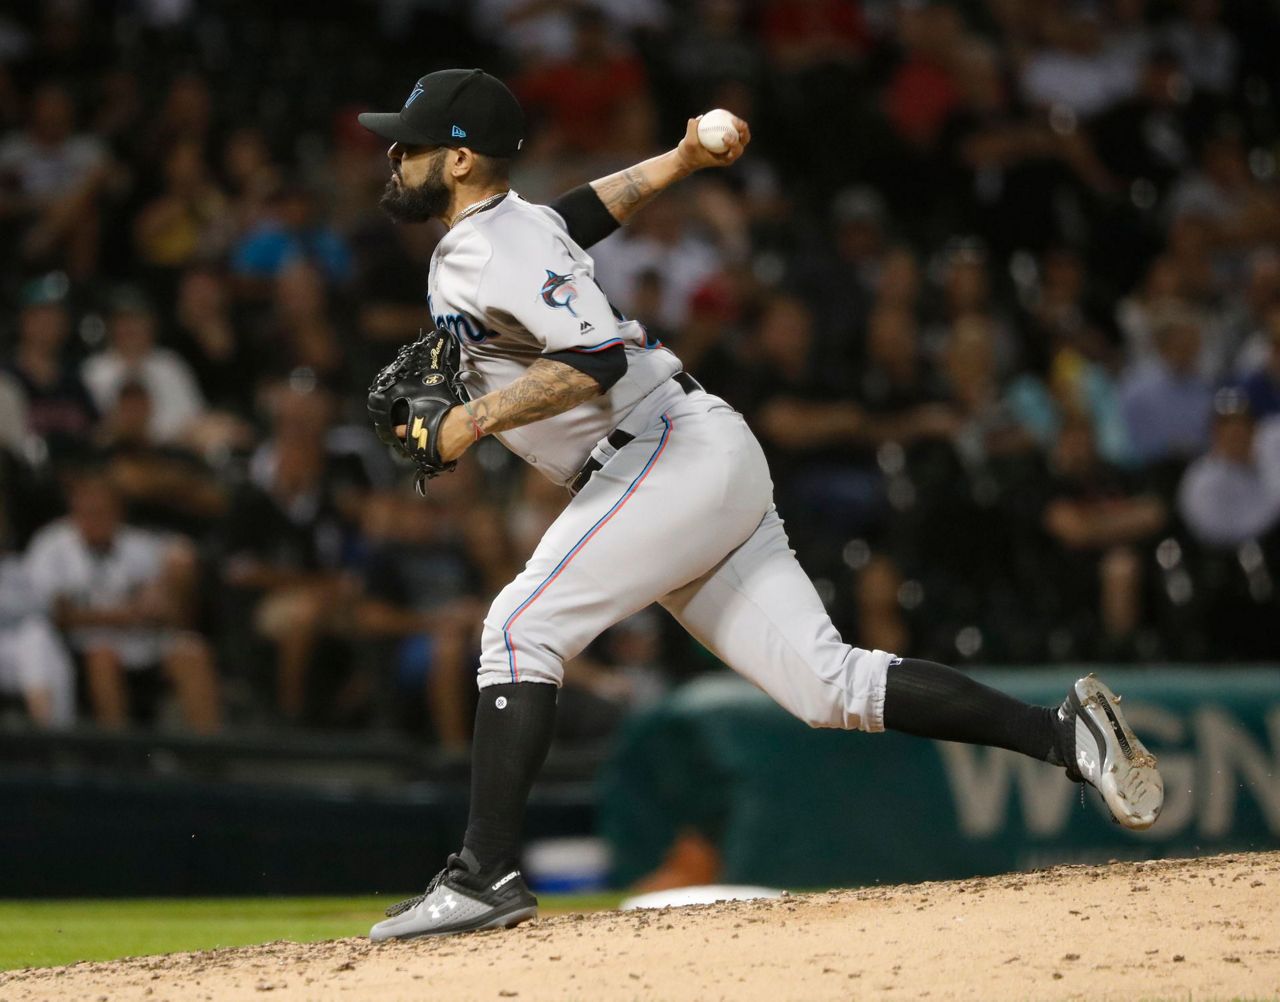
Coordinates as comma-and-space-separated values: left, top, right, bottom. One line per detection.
601, 669, 1280, 887
934, 670, 1280, 873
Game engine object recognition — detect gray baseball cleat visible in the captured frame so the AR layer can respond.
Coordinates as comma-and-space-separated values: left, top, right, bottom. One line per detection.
1059, 674, 1163, 830
370, 848, 538, 942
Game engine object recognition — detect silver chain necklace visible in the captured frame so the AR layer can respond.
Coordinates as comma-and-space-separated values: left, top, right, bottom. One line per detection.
451, 190, 509, 227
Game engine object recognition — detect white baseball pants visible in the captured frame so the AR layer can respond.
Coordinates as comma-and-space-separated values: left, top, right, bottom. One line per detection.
478, 385, 893, 732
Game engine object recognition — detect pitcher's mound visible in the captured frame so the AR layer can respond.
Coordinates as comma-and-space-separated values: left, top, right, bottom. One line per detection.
4, 851, 1278, 1001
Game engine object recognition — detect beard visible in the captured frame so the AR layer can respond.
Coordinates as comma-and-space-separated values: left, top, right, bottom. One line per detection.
379, 152, 449, 222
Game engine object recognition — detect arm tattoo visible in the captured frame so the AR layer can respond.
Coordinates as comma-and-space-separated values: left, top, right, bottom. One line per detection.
592, 166, 657, 224
469, 358, 601, 436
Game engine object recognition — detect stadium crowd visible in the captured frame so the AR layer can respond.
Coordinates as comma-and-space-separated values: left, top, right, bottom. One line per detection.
1, 0, 1278, 741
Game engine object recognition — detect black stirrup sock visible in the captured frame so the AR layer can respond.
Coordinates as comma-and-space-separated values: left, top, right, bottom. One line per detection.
462, 681, 559, 872
883, 658, 1065, 765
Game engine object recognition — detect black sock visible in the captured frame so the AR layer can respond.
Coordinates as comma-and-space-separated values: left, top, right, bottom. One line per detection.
883, 658, 1065, 765
462, 681, 558, 873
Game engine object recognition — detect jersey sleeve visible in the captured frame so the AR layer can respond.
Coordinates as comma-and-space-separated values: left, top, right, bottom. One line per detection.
475, 221, 629, 357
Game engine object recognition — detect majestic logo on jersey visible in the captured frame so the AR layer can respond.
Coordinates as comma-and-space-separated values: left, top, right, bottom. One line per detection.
540, 270, 579, 318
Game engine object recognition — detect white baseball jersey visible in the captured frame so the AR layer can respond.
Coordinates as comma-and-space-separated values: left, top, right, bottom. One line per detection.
424, 190, 896, 735
427, 191, 680, 485
25, 520, 171, 669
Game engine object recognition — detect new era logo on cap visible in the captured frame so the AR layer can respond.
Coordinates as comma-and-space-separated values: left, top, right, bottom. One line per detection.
451, 124, 467, 138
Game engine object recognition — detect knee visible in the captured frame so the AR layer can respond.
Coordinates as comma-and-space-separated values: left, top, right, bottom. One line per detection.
256, 588, 323, 641
1101, 546, 1141, 588
857, 555, 902, 611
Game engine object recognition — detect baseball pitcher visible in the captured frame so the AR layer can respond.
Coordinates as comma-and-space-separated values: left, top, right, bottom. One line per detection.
358, 69, 1163, 940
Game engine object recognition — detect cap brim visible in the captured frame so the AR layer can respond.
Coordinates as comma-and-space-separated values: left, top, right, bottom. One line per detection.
357, 111, 440, 146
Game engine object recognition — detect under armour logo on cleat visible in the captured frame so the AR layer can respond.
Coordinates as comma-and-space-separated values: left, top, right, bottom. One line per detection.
451, 124, 467, 139
427, 893, 459, 919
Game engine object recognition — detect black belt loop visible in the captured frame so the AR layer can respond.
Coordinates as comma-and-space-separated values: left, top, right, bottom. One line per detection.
567, 373, 699, 496
674, 371, 702, 395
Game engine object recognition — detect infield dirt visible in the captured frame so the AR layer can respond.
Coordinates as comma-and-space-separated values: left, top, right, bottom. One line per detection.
3, 851, 1278, 1001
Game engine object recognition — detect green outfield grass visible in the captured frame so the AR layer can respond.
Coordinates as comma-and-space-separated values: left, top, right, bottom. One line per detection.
0, 893, 624, 972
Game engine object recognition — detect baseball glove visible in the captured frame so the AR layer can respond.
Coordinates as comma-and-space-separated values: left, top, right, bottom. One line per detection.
368, 327, 465, 492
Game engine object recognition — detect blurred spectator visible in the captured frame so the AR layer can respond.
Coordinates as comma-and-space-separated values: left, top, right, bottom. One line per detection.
221, 388, 366, 721
743, 295, 887, 538
259, 262, 349, 393
668, 0, 764, 112
883, 2, 963, 149
1040, 416, 1167, 653
1089, 47, 1208, 200
1223, 249, 1280, 375
1166, 129, 1280, 260
936, 314, 1038, 466
1119, 309, 1214, 466
1237, 302, 1280, 418
514, 7, 656, 159
80, 289, 206, 445
761, 0, 872, 72
472, 0, 669, 64
231, 187, 352, 292
352, 490, 484, 750
591, 191, 722, 331
0, 81, 110, 278
0, 371, 28, 451
1020, 7, 1132, 119
1115, 255, 1189, 369
924, 241, 1020, 375
94, 380, 228, 537
25, 470, 220, 732
133, 138, 230, 270
170, 265, 255, 416
1020, 246, 1121, 371
1164, 0, 1238, 97
939, 39, 1115, 256
1178, 390, 1280, 546
1007, 347, 1132, 468
0, 518, 74, 728
3, 276, 97, 459
220, 126, 282, 234
143, 72, 212, 163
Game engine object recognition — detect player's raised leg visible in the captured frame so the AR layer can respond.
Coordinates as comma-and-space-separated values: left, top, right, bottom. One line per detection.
660, 511, 1163, 830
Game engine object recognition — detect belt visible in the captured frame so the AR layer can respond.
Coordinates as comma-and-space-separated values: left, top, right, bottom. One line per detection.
567, 372, 702, 496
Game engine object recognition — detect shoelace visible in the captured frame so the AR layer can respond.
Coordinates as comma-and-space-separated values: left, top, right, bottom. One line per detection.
384, 853, 466, 918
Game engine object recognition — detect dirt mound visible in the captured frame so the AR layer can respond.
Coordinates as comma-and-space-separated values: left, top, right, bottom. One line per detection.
4, 851, 1278, 1001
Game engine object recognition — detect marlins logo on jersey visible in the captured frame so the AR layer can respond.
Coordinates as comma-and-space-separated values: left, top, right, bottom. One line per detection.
540, 271, 578, 317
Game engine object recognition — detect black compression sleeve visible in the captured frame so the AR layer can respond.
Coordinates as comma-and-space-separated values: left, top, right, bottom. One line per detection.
544, 344, 628, 392
548, 184, 621, 249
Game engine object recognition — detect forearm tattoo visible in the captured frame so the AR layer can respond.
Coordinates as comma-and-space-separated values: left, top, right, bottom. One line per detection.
592, 166, 657, 223
470, 358, 600, 436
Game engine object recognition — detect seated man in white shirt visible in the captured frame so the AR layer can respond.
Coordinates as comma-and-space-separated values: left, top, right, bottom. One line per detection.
0, 545, 74, 728
25, 470, 220, 733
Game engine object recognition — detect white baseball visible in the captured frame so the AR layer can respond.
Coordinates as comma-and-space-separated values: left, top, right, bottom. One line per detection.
697, 109, 739, 154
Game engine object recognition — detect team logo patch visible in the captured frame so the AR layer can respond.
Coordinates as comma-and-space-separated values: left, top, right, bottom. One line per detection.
540, 270, 579, 317
405, 82, 425, 107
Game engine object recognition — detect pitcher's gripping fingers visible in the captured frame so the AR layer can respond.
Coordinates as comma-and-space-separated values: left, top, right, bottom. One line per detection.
676, 115, 751, 172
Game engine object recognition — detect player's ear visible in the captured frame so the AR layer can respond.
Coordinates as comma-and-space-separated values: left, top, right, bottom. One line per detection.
449, 147, 475, 181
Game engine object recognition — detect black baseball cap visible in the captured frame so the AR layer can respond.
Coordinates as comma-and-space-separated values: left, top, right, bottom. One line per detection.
358, 69, 524, 157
